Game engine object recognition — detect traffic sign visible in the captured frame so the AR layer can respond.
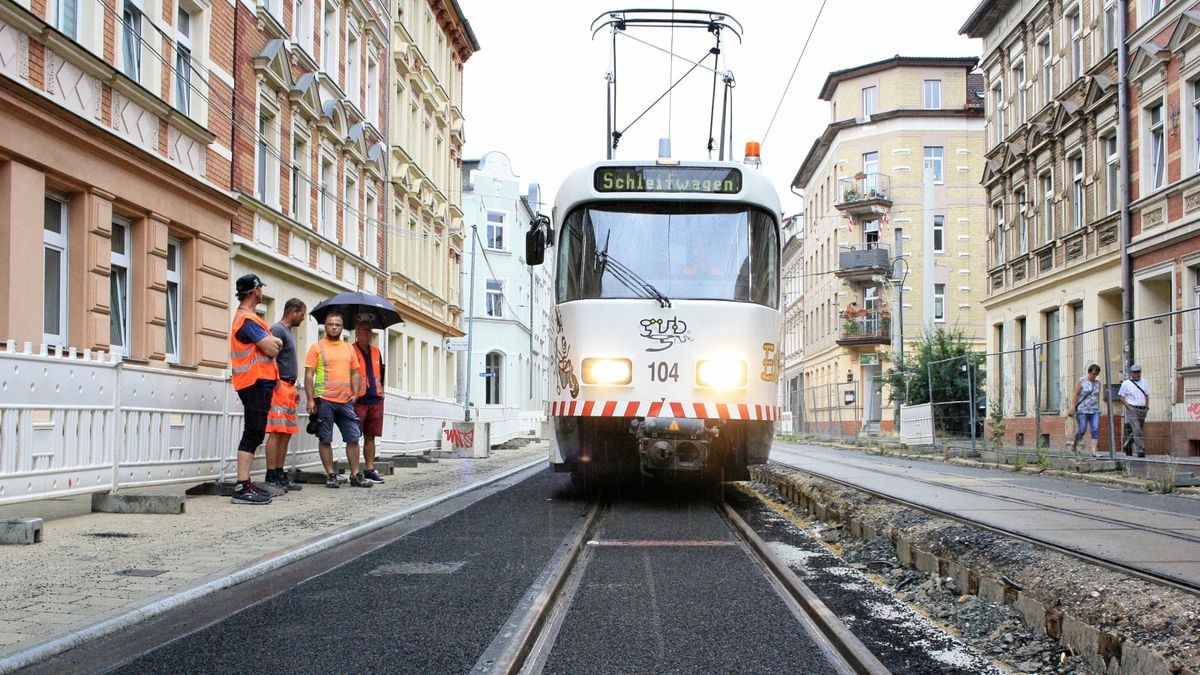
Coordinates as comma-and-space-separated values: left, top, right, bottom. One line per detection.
445, 337, 468, 351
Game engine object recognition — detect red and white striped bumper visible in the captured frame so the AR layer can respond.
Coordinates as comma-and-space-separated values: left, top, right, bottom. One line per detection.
548, 400, 780, 421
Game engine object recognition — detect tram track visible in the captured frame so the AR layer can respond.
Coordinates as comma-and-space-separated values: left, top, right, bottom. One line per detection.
476, 489, 888, 675
770, 446, 1200, 597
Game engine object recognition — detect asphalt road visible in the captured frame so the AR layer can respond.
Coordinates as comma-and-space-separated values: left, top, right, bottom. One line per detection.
114, 469, 590, 674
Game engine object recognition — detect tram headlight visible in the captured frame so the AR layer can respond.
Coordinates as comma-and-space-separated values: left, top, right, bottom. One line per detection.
696, 359, 748, 389
581, 358, 633, 385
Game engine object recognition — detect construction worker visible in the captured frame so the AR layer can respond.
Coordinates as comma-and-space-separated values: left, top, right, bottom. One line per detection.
353, 320, 386, 485
304, 311, 367, 488
229, 274, 281, 505
264, 298, 306, 492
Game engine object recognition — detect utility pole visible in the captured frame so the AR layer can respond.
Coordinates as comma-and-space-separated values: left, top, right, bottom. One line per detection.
463, 220, 479, 422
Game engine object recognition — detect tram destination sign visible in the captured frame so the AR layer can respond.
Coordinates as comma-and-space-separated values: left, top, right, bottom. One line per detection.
594, 166, 742, 194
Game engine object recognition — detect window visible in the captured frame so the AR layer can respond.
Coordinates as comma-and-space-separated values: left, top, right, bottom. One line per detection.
934, 284, 946, 321
1071, 153, 1084, 230
1194, 269, 1200, 363
1016, 317, 1027, 412
923, 80, 941, 109
1147, 0, 1163, 17
322, 2, 337, 73
992, 201, 1005, 265
1069, 7, 1082, 81
1017, 186, 1028, 254
364, 191, 377, 263
933, 214, 945, 253
43, 195, 69, 346
320, 156, 335, 238
1040, 35, 1053, 105
485, 351, 502, 404
366, 55, 378, 121
486, 210, 504, 249
486, 279, 503, 317
1104, 0, 1117, 53
1041, 171, 1055, 243
165, 240, 181, 363
256, 111, 277, 205
346, 29, 360, 100
122, 0, 142, 81
862, 151, 879, 194
56, 0, 77, 39
1193, 81, 1200, 174
1014, 61, 1026, 124
924, 146, 944, 183
294, 0, 311, 52
861, 86, 877, 116
1045, 308, 1061, 410
344, 176, 359, 254
1106, 134, 1119, 213
1149, 103, 1165, 190
291, 134, 308, 223
991, 82, 1005, 142
175, 8, 192, 115
110, 220, 131, 355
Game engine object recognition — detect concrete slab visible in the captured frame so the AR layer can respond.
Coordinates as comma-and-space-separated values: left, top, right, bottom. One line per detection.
90, 494, 185, 515
0, 518, 43, 545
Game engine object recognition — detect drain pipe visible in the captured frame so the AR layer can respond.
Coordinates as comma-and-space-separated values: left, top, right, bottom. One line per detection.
1117, 0, 1133, 365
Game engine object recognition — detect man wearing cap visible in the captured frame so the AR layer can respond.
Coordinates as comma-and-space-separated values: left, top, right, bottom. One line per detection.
264, 298, 306, 492
1118, 364, 1149, 457
229, 274, 282, 504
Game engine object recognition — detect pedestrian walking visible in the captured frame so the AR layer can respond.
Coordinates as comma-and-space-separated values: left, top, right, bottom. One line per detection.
1068, 364, 1103, 457
304, 311, 369, 488
229, 274, 282, 505
353, 320, 386, 485
1118, 364, 1149, 457
264, 298, 306, 492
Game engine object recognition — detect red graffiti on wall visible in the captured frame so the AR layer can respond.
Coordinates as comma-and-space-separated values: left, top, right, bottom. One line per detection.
1187, 402, 1200, 420
443, 427, 474, 448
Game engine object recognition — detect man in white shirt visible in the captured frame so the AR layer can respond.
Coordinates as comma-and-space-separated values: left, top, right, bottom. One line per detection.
1117, 364, 1148, 457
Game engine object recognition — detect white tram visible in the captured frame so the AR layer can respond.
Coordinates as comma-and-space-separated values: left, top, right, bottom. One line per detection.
526, 157, 782, 483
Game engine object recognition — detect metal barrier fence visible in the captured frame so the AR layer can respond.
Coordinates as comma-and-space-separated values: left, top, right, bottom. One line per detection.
0, 341, 541, 506
792, 381, 864, 441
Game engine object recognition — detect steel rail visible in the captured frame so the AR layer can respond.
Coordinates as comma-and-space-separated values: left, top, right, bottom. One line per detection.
770, 451, 1200, 597
718, 500, 890, 675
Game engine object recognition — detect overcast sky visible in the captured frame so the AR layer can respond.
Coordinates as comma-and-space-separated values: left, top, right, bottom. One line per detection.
456, 1, 982, 215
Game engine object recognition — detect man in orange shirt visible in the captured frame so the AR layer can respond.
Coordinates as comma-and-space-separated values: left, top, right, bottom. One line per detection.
353, 320, 386, 485
304, 311, 367, 489
229, 274, 282, 505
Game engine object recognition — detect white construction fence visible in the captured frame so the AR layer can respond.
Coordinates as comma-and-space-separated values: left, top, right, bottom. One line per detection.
0, 341, 542, 506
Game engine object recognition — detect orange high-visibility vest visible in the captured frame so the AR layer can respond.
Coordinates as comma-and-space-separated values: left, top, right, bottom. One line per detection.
355, 344, 383, 397
266, 380, 298, 434
313, 340, 355, 402
230, 309, 279, 391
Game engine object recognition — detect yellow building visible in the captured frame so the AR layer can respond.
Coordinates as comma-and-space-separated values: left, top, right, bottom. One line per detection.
790, 56, 988, 434
386, 0, 479, 399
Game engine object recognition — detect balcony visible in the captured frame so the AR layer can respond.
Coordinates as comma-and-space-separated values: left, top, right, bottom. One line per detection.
837, 311, 892, 347
836, 244, 891, 284
836, 173, 893, 216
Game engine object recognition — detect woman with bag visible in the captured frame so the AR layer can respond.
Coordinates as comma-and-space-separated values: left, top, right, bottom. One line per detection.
1069, 364, 1103, 457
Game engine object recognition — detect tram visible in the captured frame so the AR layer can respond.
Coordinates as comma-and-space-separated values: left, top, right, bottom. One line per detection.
525, 155, 782, 483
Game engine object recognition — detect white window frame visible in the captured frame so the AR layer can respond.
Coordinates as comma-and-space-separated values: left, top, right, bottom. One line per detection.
1071, 152, 1085, 230
1193, 81, 1200, 175
319, 154, 335, 239
56, 0, 78, 39
110, 218, 132, 356
1068, 6, 1082, 81
294, 0, 312, 54
346, 25, 360, 102
992, 82, 1005, 142
1103, 0, 1117, 54
1041, 171, 1055, 243
1105, 134, 1119, 214
924, 146, 944, 183
122, 0, 143, 82
43, 194, 69, 347
934, 283, 946, 322
992, 201, 1006, 265
923, 80, 941, 109
1039, 34, 1053, 106
933, 214, 945, 253
364, 188, 377, 264
165, 239, 182, 364
344, 173, 359, 255
485, 279, 503, 317
1149, 102, 1166, 191
322, 2, 338, 74
1014, 60, 1026, 124
861, 86, 877, 117
1147, 0, 1163, 18
486, 210, 505, 250
291, 131, 309, 224
256, 107, 279, 207
366, 52, 378, 122
175, 7, 193, 115
1017, 186, 1029, 254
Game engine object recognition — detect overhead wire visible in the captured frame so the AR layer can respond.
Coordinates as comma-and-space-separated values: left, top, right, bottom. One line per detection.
761, 0, 828, 149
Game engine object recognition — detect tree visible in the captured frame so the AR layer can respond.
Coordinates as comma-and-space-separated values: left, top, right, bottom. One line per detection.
884, 328, 985, 436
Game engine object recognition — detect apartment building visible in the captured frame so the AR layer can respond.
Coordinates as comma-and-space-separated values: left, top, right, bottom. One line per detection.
229, 0, 389, 351
385, 0, 478, 400
962, 0, 1125, 446
780, 213, 805, 432
0, 0, 237, 371
459, 152, 553, 415
791, 56, 987, 434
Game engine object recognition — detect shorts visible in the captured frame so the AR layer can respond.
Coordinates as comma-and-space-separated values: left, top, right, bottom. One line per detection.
266, 381, 299, 435
355, 399, 384, 438
315, 398, 361, 445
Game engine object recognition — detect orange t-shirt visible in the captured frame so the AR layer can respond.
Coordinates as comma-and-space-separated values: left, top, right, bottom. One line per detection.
304, 339, 360, 403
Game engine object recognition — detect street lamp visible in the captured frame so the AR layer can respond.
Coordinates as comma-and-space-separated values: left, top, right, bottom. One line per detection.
890, 255, 910, 431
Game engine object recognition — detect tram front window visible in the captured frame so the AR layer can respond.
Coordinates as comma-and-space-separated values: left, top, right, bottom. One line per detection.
556, 202, 779, 307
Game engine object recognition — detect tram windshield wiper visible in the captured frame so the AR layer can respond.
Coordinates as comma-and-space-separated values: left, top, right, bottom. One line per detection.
596, 249, 672, 308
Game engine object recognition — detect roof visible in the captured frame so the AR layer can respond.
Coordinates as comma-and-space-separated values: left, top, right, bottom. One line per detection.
446, 0, 482, 52
959, 0, 1020, 38
817, 55, 980, 100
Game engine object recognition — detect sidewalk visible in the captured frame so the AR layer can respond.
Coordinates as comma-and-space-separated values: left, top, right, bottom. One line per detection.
0, 444, 547, 665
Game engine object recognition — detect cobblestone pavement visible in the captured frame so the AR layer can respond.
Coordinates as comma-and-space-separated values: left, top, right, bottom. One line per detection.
0, 444, 546, 660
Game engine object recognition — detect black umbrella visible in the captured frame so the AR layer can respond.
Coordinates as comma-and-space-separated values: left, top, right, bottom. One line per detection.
310, 292, 403, 330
